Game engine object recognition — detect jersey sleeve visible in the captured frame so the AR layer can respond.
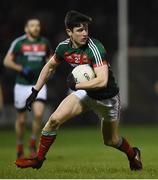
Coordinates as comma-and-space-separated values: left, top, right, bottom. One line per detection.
7, 39, 20, 56
88, 38, 108, 68
54, 43, 65, 63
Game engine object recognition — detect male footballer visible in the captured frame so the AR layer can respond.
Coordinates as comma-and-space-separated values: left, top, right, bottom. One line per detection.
15, 11, 142, 170
4, 18, 52, 159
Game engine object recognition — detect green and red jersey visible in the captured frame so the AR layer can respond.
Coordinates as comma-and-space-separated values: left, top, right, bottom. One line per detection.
55, 37, 119, 100
8, 34, 52, 85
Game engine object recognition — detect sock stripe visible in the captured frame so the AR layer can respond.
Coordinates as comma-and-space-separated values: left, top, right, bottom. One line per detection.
42, 130, 57, 136
115, 137, 123, 148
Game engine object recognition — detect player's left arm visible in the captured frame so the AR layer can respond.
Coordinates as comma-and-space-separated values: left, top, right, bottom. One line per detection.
76, 63, 108, 90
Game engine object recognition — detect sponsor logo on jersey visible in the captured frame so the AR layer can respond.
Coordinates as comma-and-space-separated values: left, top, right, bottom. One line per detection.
21, 44, 47, 58
64, 52, 91, 65
22, 44, 46, 52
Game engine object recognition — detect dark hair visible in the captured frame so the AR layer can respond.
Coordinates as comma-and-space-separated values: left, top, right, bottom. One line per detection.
64, 10, 92, 29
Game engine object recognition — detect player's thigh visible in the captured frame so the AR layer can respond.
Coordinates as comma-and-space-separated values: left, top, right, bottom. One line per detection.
99, 94, 121, 142
50, 93, 84, 124
32, 101, 45, 118
97, 94, 121, 121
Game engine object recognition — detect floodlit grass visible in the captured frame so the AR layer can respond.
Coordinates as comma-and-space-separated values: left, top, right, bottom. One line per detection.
0, 125, 158, 178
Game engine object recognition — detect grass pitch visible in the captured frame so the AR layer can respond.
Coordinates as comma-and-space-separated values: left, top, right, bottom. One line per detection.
0, 125, 158, 179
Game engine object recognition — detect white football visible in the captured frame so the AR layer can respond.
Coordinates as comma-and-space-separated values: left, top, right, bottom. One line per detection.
72, 64, 95, 83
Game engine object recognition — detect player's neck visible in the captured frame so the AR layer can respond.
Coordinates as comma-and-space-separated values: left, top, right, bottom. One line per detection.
27, 34, 38, 41
70, 39, 82, 49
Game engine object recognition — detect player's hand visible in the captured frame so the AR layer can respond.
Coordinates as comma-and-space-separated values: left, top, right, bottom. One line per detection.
26, 87, 39, 111
21, 67, 34, 81
67, 73, 77, 91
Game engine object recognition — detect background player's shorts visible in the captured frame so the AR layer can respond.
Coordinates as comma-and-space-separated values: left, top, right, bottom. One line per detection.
72, 90, 121, 122
14, 83, 47, 111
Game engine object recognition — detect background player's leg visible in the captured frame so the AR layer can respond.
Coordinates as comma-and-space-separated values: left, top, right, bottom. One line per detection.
15, 92, 86, 168
15, 93, 84, 168
15, 111, 26, 159
29, 101, 45, 158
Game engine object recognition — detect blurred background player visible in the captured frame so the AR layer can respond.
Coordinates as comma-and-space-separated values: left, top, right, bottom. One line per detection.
0, 84, 3, 115
0, 59, 4, 115
15, 11, 142, 170
3, 18, 52, 159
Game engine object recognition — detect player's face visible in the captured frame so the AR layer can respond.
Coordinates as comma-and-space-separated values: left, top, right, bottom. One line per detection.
25, 19, 41, 38
67, 23, 88, 48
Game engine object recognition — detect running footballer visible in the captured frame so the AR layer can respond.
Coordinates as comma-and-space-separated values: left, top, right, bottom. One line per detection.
15, 10, 142, 171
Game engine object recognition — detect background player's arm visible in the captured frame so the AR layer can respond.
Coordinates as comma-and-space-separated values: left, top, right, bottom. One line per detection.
3, 53, 23, 72
76, 64, 108, 90
34, 55, 59, 91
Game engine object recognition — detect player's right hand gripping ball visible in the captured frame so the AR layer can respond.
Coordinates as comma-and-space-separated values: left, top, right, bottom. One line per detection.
26, 87, 39, 111
67, 73, 77, 91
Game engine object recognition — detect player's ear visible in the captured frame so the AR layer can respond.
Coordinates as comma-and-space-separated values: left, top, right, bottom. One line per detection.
66, 28, 72, 37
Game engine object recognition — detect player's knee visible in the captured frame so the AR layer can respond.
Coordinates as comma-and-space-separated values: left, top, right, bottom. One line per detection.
16, 117, 25, 125
103, 137, 119, 147
49, 113, 61, 129
34, 113, 43, 121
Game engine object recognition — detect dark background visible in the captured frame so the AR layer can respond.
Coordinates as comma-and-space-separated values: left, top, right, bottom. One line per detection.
0, 0, 158, 126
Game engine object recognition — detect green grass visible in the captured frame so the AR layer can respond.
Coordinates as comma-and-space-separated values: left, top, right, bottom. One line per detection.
0, 125, 158, 178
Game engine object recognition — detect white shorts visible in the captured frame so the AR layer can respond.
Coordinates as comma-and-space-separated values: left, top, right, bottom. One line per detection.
14, 84, 47, 110
72, 90, 121, 122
